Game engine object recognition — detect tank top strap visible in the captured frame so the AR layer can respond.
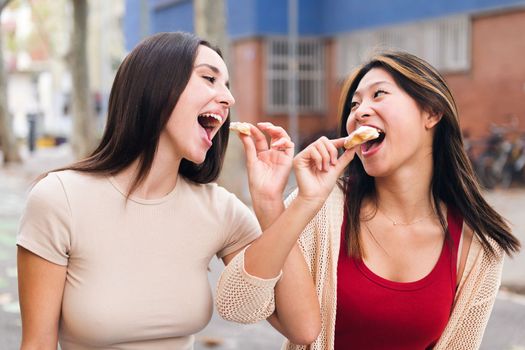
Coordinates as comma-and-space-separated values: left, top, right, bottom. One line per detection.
446, 205, 464, 254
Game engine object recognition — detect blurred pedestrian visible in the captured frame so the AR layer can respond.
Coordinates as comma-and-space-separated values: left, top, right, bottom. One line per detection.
217, 51, 521, 350
16, 31, 295, 349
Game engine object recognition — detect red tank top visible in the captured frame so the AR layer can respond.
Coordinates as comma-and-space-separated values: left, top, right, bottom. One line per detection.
335, 208, 463, 350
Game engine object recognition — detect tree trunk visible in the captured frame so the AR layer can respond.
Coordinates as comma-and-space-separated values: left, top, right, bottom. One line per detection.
69, 0, 96, 158
0, 0, 21, 164
194, 0, 249, 202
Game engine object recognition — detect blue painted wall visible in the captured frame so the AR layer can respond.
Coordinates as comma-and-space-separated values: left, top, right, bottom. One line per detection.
227, 0, 324, 38
125, 0, 525, 46
151, 0, 194, 34
124, 0, 194, 50
322, 0, 525, 33
124, 0, 147, 51
228, 0, 525, 37
227, 0, 258, 38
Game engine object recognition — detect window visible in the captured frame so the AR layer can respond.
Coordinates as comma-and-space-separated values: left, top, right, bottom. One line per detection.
266, 37, 325, 113
336, 15, 471, 79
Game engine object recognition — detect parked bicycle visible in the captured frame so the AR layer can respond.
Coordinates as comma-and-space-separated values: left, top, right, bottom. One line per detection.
470, 129, 525, 189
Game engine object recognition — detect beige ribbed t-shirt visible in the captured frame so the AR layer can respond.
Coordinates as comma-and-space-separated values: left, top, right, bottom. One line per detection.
17, 170, 260, 349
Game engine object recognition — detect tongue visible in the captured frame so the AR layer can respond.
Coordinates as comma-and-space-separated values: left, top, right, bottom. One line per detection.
199, 124, 213, 143
362, 139, 380, 152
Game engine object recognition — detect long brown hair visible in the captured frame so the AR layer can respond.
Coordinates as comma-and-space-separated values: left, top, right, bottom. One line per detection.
338, 50, 520, 258
45, 32, 230, 195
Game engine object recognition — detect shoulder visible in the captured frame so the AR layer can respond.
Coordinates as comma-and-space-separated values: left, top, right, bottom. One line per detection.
30, 170, 110, 209
35, 170, 104, 193
462, 230, 505, 287
29, 171, 81, 205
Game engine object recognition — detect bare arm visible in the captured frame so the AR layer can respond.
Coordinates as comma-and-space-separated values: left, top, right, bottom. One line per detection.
225, 129, 353, 344
243, 135, 354, 279
18, 247, 67, 350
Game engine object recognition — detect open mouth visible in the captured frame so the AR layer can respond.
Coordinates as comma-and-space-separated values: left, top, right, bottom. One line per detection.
198, 113, 222, 139
362, 128, 385, 152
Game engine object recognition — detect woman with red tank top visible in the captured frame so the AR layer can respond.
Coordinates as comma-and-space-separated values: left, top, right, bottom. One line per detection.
216, 51, 520, 350
335, 208, 463, 349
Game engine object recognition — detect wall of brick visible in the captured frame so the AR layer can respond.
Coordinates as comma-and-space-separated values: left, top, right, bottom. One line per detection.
230, 38, 264, 125
445, 8, 525, 140
231, 38, 342, 148
230, 8, 525, 148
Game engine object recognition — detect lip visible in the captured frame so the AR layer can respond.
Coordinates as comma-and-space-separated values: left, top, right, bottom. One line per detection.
198, 110, 227, 123
355, 124, 384, 158
355, 123, 383, 133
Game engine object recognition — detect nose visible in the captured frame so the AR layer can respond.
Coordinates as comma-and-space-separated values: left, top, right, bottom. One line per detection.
354, 101, 371, 122
219, 85, 235, 107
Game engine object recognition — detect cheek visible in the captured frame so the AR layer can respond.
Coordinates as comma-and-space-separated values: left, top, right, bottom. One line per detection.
345, 116, 356, 135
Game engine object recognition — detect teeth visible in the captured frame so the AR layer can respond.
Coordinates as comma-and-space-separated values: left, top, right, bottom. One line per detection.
344, 126, 380, 149
199, 113, 222, 123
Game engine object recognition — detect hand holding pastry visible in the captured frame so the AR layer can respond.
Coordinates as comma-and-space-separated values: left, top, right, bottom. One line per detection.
293, 136, 355, 206
233, 121, 294, 206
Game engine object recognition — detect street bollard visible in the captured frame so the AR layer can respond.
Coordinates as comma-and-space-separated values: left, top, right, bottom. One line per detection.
27, 112, 38, 153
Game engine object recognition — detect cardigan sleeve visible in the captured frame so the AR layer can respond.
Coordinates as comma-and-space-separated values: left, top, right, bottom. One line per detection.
215, 246, 282, 324
435, 241, 504, 350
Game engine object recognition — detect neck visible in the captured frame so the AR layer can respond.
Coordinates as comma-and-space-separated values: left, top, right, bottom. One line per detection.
374, 161, 435, 223
114, 143, 181, 199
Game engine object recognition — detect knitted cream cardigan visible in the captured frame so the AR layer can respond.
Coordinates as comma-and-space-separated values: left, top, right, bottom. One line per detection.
216, 186, 504, 350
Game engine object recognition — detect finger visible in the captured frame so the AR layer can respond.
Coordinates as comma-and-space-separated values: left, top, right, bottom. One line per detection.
238, 133, 258, 165
330, 137, 350, 150
249, 125, 270, 152
319, 137, 338, 166
271, 138, 294, 149
334, 148, 356, 174
308, 147, 323, 171
271, 138, 295, 157
257, 122, 291, 143
314, 139, 332, 172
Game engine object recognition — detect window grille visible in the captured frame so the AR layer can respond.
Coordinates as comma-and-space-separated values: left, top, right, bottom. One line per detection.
266, 37, 325, 113
336, 15, 471, 79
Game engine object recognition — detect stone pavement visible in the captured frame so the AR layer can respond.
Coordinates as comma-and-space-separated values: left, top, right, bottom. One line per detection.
1, 145, 525, 349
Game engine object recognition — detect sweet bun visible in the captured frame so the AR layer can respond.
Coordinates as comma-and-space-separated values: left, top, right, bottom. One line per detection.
229, 122, 252, 136
344, 126, 380, 149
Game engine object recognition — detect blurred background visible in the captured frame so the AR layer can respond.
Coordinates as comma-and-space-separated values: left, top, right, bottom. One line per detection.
1, 0, 525, 349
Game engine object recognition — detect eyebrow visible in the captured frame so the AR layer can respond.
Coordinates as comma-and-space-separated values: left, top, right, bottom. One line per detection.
354, 80, 390, 98
194, 63, 230, 87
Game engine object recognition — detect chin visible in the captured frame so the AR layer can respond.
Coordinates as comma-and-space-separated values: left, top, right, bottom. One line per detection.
189, 156, 207, 165
183, 150, 207, 165
362, 162, 387, 178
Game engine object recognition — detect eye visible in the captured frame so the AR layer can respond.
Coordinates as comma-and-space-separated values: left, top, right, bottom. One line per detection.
373, 89, 387, 98
350, 101, 359, 111
203, 75, 216, 84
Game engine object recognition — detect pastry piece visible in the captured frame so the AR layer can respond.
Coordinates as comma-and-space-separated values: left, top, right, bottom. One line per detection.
344, 126, 380, 149
229, 122, 252, 136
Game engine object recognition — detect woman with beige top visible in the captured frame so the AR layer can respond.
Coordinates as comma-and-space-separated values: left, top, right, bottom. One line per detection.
16, 31, 310, 349
217, 51, 521, 349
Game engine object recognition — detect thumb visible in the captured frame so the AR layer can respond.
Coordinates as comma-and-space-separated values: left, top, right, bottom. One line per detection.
335, 148, 355, 174
238, 134, 257, 165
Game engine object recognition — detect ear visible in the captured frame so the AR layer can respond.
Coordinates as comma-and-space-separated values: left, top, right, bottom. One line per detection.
424, 111, 443, 130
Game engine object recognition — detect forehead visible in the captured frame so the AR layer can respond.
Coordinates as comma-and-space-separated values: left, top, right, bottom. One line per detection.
356, 67, 394, 90
194, 45, 229, 78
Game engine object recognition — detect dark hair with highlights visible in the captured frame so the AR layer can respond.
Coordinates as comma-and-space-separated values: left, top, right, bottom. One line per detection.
44, 32, 230, 195
338, 50, 520, 258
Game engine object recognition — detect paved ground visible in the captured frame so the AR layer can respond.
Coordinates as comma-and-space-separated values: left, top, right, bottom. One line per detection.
1, 145, 525, 349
